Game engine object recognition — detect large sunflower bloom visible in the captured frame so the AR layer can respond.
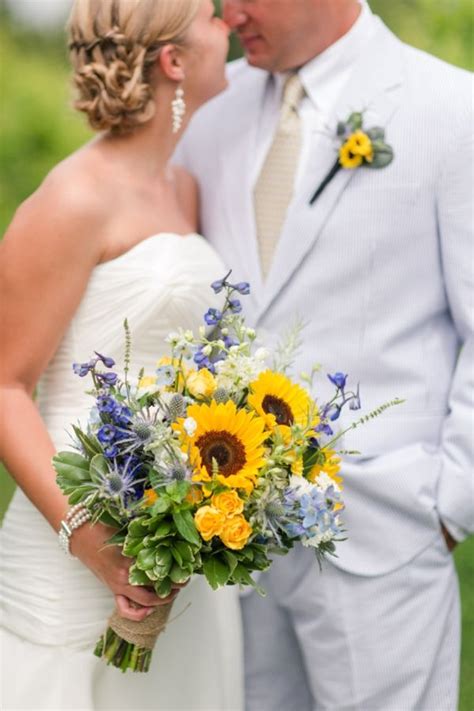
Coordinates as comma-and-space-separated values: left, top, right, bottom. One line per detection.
174, 401, 267, 494
248, 371, 317, 435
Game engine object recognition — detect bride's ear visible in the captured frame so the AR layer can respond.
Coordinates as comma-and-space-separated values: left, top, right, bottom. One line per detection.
158, 45, 186, 83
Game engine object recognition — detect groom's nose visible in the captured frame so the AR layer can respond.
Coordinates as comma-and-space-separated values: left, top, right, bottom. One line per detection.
222, 0, 248, 29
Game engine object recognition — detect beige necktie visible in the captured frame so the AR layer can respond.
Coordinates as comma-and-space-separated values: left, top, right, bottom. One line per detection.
254, 73, 306, 278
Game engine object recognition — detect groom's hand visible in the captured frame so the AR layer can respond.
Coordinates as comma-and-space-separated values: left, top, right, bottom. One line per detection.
441, 523, 457, 552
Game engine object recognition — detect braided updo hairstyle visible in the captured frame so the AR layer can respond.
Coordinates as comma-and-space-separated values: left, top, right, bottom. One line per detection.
68, 0, 201, 134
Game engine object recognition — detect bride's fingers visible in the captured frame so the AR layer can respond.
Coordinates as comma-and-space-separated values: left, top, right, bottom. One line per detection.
125, 585, 179, 607
114, 594, 155, 621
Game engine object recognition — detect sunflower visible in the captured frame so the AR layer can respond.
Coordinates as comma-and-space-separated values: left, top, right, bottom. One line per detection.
248, 371, 316, 435
174, 400, 267, 494
339, 140, 364, 169
348, 130, 373, 161
308, 448, 343, 489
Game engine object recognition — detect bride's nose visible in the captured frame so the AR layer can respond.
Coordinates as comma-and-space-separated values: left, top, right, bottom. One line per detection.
223, 0, 248, 29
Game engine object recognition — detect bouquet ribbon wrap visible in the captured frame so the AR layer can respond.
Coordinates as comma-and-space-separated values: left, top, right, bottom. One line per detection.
108, 601, 173, 650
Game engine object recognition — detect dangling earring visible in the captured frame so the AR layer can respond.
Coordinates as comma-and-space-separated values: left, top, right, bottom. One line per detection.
171, 85, 186, 134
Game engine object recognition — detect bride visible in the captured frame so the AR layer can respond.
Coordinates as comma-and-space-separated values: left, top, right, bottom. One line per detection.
0, 1, 242, 709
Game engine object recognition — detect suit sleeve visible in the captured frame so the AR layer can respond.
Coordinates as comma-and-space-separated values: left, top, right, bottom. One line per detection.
435, 90, 474, 541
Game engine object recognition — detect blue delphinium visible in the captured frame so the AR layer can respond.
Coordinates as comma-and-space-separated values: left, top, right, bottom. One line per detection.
204, 308, 222, 326
96, 371, 118, 386
96, 394, 117, 414
232, 282, 250, 295
281, 481, 344, 547
73, 360, 96, 377
97, 424, 117, 443
94, 352, 115, 368
327, 372, 347, 391
228, 299, 242, 314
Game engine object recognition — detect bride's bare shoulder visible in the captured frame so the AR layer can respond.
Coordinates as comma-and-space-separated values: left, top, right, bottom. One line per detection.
3, 147, 111, 260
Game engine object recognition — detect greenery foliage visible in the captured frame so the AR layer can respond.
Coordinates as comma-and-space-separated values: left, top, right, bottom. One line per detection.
0, 0, 472, 704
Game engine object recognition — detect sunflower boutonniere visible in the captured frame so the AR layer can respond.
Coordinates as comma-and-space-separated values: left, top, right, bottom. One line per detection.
309, 111, 394, 205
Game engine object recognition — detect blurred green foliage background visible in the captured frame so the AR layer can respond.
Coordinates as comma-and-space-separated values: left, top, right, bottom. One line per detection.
1, 1, 473, 707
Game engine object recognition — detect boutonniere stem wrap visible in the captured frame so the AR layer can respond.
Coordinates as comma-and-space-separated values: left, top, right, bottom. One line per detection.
309, 111, 394, 205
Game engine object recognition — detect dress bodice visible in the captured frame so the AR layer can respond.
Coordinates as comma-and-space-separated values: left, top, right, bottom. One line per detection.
36, 233, 225, 449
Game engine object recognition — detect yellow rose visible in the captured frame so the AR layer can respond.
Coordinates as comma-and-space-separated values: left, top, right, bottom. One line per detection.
194, 506, 226, 541
187, 368, 216, 399
212, 490, 244, 517
219, 515, 252, 550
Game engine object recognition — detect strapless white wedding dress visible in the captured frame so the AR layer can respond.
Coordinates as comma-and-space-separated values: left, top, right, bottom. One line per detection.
0, 234, 243, 711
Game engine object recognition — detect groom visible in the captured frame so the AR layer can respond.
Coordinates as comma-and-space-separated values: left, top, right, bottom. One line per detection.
176, 0, 473, 708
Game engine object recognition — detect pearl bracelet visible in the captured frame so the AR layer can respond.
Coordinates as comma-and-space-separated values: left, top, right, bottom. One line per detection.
58, 503, 91, 557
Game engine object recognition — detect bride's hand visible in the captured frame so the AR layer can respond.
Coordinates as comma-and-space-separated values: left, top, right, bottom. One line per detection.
70, 521, 176, 620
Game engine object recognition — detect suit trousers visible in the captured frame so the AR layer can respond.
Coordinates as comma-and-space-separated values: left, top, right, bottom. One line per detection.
241, 534, 460, 711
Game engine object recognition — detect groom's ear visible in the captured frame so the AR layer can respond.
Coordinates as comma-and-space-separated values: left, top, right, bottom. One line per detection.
158, 45, 186, 83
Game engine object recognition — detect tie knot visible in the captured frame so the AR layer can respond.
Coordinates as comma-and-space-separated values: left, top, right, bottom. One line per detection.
281, 73, 305, 113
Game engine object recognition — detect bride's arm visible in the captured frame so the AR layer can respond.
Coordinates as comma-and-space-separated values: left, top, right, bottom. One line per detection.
0, 178, 175, 620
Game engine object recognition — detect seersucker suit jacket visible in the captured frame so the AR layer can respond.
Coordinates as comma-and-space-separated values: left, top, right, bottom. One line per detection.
175, 17, 473, 576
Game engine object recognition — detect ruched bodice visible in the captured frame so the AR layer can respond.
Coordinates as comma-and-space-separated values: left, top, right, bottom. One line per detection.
0, 233, 243, 711
36, 233, 225, 450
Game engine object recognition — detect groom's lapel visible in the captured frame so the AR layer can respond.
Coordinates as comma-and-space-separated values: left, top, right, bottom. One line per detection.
257, 20, 404, 322
217, 69, 269, 305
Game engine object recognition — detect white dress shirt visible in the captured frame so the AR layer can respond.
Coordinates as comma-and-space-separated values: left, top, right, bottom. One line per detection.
253, 1, 378, 191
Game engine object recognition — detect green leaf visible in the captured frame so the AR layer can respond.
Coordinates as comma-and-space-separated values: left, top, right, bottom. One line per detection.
368, 142, 394, 169
153, 547, 173, 578
366, 126, 385, 141
136, 548, 156, 571
166, 480, 191, 503
128, 518, 150, 537
172, 510, 201, 547
123, 537, 144, 557
72, 425, 102, 458
53, 451, 91, 490
222, 550, 239, 574
155, 577, 172, 598
169, 564, 191, 585
232, 563, 257, 587
128, 566, 150, 586
151, 497, 171, 515
303, 446, 325, 477
347, 111, 363, 130
89, 454, 108, 484
171, 545, 183, 567
67, 485, 95, 504
106, 531, 126, 546
98, 510, 123, 528
152, 520, 173, 539
203, 556, 231, 590
174, 540, 196, 564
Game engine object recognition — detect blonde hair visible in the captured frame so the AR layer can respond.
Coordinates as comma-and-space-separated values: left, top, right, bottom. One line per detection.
68, 0, 201, 134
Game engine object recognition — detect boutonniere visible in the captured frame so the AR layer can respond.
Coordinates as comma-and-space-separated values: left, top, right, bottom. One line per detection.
309, 111, 394, 205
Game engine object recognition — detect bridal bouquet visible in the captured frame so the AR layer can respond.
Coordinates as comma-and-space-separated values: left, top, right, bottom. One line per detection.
53, 273, 400, 672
